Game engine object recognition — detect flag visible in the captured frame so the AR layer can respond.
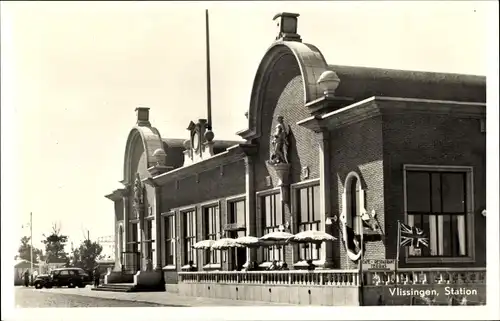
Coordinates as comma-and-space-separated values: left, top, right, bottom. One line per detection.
399, 222, 429, 248
344, 224, 362, 254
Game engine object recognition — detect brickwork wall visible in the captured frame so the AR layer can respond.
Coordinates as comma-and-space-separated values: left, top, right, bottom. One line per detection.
159, 160, 246, 282
252, 53, 321, 265
382, 111, 486, 268
330, 116, 385, 269
254, 54, 320, 192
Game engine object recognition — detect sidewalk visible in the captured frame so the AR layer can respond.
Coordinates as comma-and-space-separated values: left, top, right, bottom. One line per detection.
37, 286, 294, 307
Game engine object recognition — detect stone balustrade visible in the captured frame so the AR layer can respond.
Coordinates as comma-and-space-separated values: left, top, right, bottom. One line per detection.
178, 267, 485, 288
178, 269, 360, 286
365, 267, 486, 286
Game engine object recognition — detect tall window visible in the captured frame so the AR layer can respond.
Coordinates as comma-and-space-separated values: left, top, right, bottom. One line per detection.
297, 185, 321, 261
203, 206, 220, 264
183, 210, 196, 265
406, 169, 469, 258
262, 193, 283, 262
144, 219, 154, 262
164, 215, 175, 266
228, 200, 246, 225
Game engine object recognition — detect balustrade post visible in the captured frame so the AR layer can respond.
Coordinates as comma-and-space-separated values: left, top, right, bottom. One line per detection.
320, 272, 324, 285
261, 273, 264, 284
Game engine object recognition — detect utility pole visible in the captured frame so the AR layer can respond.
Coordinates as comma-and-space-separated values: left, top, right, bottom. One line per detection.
30, 212, 33, 272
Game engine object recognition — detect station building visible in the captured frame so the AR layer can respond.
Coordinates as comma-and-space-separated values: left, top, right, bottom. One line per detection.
104, 12, 486, 304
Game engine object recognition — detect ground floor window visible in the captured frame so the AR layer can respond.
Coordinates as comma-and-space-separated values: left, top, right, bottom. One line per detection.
228, 230, 246, 270
405, 166, 472, 260
164, 215, 175, 266
182, 210, 196, 266
203, 206, 220, 265
262, 193, 284, 262
297, 184, 321, 261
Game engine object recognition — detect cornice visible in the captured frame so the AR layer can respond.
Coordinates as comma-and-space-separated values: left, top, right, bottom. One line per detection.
151, 143, 258, 186
297, 96, 486, 132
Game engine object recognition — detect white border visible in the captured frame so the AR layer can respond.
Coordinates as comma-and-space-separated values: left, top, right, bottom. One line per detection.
2, 2, 499, 321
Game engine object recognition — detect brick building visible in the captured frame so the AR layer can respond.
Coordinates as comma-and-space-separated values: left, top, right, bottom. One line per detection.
105, 12, 486, 298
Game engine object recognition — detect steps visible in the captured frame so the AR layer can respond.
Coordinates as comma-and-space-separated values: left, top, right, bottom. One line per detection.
92, 283, 135, 293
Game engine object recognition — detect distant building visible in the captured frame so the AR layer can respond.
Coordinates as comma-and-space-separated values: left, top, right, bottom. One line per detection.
104, 12, 486, 304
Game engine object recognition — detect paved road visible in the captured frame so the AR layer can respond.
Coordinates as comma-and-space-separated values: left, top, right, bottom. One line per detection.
15, 286, 168, 308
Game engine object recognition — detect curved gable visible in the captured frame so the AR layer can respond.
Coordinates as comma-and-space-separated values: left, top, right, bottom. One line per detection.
123, 125, 165, 184
238, 41, 331, 141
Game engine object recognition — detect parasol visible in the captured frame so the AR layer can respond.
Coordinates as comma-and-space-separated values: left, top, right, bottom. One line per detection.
211, 238, 243, 250
235, 236, 264, 248
192, 239, 216, 249
287, 230, 336, 245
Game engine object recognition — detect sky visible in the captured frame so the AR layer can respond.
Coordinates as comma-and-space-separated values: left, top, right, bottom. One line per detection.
1, 1, 493, 256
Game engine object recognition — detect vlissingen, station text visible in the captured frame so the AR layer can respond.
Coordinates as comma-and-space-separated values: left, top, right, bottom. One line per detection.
389, 287, 479, 297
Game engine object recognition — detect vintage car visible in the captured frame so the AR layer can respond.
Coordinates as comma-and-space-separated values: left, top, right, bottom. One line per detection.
33, 267, 91, 289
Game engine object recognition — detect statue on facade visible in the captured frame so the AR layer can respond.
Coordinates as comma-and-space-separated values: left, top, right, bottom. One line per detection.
133, 173, 143, 208
269, 116, 289, 165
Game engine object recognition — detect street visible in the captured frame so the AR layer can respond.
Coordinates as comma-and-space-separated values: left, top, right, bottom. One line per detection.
15, 286, 167, 308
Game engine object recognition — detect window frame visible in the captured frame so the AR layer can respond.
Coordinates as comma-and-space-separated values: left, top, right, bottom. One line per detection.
291, 178, 321, 263
201, 202, 221, 266
144, 217, 155, 262
162, 211, 176, 268
257, 188, 285, 263
180, 207, 197, 267
403, 164, 475, 264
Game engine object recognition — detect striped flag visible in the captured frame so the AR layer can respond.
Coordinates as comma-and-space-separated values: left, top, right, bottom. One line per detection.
399, 222, 429, 248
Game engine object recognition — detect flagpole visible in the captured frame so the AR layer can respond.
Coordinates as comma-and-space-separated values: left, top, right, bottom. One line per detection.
358, 215, 364, 306
205, 9, 212, 130
395, 220, 401, 272
30, 212, 33, 272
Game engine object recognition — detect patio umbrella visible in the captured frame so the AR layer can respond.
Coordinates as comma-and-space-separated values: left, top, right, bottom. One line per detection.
259, 231, 294, 245
260, 231, 294, 263
287, 230, 336, 245
211, 238, 243, 250
287, 230, 336, 262
235, 236, 264, 248
192, 239, 215, 249
212, 238, 243, 269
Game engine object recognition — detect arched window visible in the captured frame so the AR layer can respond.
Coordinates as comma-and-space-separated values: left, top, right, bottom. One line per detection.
343, 172, 365, 234
341, 172, 366, 261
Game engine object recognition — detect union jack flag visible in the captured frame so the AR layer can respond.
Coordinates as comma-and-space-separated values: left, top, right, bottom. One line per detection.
399, 222, 429, 248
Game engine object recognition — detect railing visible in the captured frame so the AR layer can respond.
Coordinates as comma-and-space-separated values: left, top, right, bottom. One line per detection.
178, 270, 359, 286
178, 267, 486, 287
365, 267, 486, 286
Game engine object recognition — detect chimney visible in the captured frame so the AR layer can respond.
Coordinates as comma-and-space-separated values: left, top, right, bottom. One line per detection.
273, 12, 301, 42
135, 107, 151, 127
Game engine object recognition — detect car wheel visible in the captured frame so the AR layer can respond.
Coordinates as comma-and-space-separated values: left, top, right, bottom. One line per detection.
68, 282, 75, 288
34, 282, 43, 289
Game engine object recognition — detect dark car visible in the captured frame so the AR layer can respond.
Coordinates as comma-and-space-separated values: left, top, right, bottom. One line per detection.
33, 268, 91, 289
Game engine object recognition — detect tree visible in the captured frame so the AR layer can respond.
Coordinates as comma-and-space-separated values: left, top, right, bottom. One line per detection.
41, 223, 69, 264
17, 236, 43, 263
71, 239, 103, 271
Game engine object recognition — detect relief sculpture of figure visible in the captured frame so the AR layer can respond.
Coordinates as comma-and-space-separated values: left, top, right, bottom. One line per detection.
133, 173, 143, 206
270, 115, 289, 164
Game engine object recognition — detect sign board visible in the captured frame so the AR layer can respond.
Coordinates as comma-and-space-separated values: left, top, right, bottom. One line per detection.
362, 259, 396, 272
